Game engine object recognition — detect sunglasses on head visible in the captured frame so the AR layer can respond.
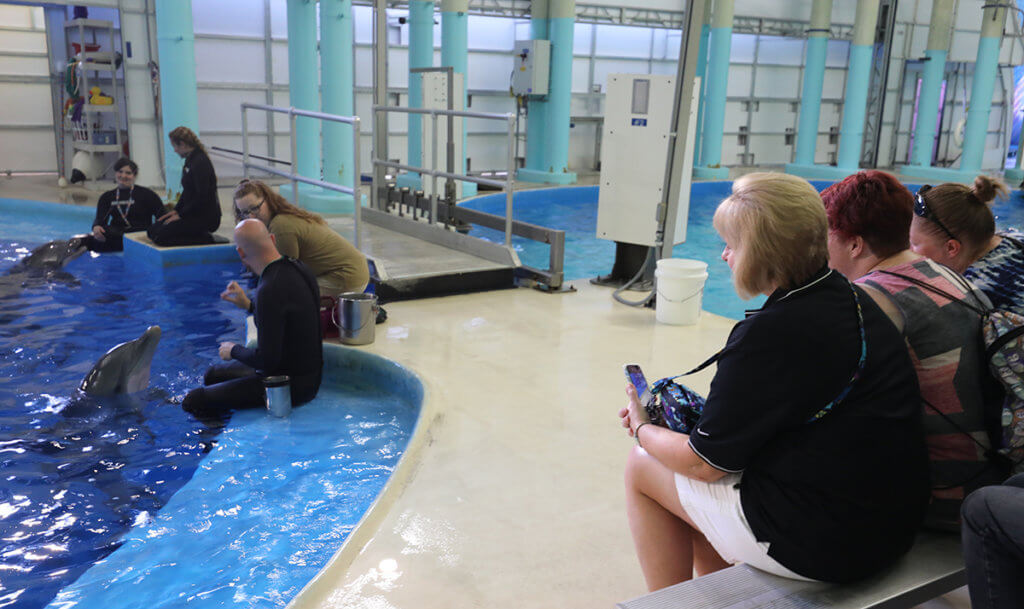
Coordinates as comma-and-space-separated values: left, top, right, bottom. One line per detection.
913, 185, 957, 241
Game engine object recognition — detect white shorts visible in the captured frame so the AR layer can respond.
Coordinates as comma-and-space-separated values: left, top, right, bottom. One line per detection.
674, 472, 815, 581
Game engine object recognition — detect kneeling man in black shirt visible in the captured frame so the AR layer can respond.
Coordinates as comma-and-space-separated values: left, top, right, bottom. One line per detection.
182, 218, 322, 416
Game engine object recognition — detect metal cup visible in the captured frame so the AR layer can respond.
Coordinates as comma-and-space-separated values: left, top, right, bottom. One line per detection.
263, 375, 292, 417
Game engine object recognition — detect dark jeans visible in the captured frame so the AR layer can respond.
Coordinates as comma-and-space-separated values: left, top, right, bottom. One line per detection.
147, 216, 215, 247
181, 360, 321, 417
962, 472, 1024, 609
83, 227, 148, 253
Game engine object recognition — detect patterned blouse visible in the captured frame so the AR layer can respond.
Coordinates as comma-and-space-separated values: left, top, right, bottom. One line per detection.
860, 258, 1004, 530
965, 228, 1024, 317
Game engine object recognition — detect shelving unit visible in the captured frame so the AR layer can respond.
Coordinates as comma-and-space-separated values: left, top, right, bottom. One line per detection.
63, 18, 125, 164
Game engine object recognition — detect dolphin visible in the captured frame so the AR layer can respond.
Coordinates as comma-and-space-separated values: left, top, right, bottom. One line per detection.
79, 326, 162, 396
3, 237, 88, 290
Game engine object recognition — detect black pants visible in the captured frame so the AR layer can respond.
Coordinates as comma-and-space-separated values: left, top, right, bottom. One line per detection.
181, 360, 321, 417
147, 217, 215, 247
962, 473, 1024, 609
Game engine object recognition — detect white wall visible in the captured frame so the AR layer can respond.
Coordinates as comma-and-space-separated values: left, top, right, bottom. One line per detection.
0, 4, 55, 173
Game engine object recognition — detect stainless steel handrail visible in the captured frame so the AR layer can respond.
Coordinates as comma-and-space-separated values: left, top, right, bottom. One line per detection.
239, 102, 363, 249
371, 104, 515, 247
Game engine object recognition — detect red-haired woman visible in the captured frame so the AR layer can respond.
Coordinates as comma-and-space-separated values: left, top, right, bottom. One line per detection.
821, 170, 1007, 530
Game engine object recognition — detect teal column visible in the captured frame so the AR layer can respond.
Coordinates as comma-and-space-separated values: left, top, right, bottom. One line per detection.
694, 0, 733, 180
522, 0, 549, 180
788, 0, 833, 168
959, 4, 1007, 176
693, 0, 713, 166
154, 0, 199, 198
286, 0, 319, 181
520, 0, 576, 184
321, 0, 356, 210
401, 0, 433, 188
441, 0, 475, 195
902, 0, 954, 174
835, 0, 880, 170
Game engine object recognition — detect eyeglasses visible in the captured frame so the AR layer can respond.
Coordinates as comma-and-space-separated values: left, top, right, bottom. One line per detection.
913, 185, 957, 241
237, 199, 264, 218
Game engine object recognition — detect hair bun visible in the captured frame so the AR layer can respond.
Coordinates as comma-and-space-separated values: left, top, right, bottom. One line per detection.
971, 175, 1008, 205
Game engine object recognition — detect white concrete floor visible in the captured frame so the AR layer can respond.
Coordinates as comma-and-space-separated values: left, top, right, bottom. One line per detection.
0, 175, 972, 609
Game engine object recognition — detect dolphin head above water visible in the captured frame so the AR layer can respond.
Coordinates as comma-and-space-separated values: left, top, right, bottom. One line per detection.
22, 237, 88, 270
79, 326, 162, 396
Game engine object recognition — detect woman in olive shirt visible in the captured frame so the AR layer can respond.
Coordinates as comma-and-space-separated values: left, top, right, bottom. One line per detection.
232, 179, 369, 295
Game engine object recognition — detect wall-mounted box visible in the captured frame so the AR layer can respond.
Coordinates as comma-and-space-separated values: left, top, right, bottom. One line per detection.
511, 39, 550, 96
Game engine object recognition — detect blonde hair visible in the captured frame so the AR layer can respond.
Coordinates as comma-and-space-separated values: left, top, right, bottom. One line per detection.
918, 175, 1008, 259
168, 126, 205, 153
233, 178, 326, 225
713, 172, 829, 299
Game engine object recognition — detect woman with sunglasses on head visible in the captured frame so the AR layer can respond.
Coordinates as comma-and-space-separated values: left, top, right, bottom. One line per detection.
147, 126, 222, 247
821, 170, 1007, 531
909, 176, 1024, 316
83, 157, 164, 252
228, 179, 368, 301
619, 173, 928, 591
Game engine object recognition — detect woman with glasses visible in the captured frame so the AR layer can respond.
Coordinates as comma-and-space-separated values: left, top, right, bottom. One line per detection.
230, 179, 368, 297
147, 126, 222, 247
619, 173, 928, 591
909, 176, 1024, 316
821, 170, 1006, 530
83, 157, 164, 252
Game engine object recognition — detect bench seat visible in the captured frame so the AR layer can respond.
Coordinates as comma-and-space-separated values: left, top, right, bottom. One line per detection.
616, 532, 964, 609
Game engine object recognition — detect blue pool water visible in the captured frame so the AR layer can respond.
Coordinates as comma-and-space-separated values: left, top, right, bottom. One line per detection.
464, 183, 1024, 320
0, 200, 419, 608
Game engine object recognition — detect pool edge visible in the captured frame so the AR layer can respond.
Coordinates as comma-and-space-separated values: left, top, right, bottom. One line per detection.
285, 343, 440, 609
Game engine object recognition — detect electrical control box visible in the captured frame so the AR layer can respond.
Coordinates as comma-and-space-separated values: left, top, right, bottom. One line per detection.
511, 39, 550, 96
596, 74, 699, 247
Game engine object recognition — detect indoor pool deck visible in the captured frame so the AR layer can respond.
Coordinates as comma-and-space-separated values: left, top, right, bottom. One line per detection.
294, 284, 971, 609
0, 175, 970, 609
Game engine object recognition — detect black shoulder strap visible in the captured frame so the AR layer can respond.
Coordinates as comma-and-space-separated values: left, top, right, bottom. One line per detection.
875, 269, 989, 317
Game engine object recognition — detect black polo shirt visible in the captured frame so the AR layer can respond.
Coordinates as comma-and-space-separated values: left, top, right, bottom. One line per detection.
689, 267, 929, 583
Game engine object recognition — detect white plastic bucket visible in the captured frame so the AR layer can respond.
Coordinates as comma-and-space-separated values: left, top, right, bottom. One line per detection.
655, 259, 708, 325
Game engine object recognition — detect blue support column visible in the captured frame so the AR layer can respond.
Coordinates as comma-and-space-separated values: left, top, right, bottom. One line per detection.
319, 0, 356, 212
519, 0, 577, 184
900, 0, 956, 180
693, 0, 733, 180
959, 6, 1007, 176
154, 0, 200, 199
397, 0, 433, 189
785, 0, 833, 175
904, 3, 1007, 183
789, 0, 877, 181
441, 0, 475, 195
279, 0, 321, 207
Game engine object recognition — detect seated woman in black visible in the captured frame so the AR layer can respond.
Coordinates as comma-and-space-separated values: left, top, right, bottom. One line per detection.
83, 157, 164, 252
619, 172, 930, 590
147, 126, 221, 246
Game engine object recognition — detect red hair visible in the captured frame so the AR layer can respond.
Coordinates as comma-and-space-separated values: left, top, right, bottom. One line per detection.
820, 170, 913, 258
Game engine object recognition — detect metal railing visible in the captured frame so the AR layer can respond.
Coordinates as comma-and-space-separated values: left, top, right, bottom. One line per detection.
371, 105, 516, 247
239, 102, 363, 249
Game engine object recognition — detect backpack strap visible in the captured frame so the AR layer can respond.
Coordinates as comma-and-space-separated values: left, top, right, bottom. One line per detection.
876, 269, 989, 317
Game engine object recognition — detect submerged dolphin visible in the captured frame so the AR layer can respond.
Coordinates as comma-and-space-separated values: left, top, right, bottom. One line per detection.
3, 237, 88, 289
79, 326, 162, 396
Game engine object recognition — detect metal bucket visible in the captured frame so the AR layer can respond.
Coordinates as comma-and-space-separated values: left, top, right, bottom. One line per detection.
334, 292, 377, 345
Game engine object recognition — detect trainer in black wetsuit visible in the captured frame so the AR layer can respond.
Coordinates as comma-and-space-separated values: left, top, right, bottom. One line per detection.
148, 128, 221, 246
182, 219, 322, 417
84, 157, 164, 252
